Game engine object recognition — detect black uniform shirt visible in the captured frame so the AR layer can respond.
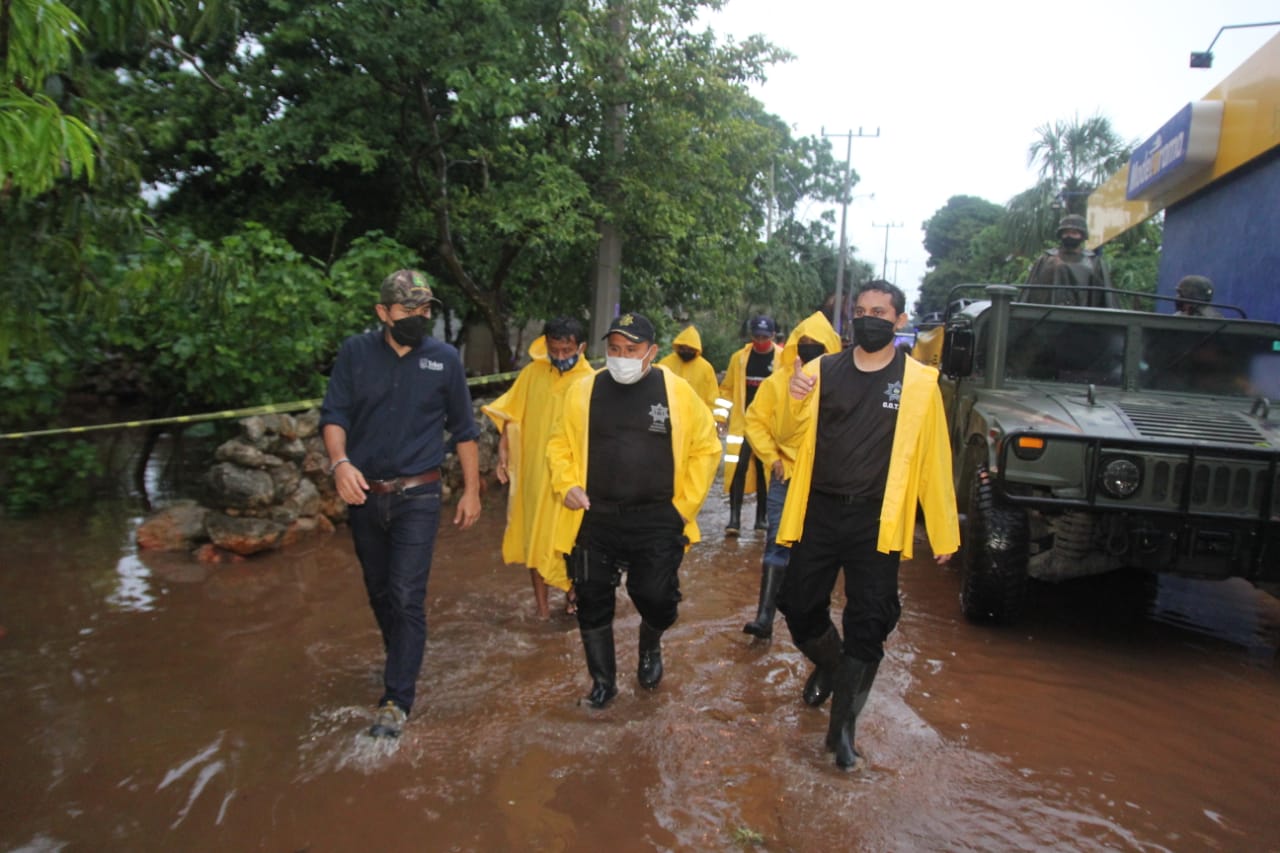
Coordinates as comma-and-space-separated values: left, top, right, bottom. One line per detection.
811, 348, 906, 500
587, 368, 675, 504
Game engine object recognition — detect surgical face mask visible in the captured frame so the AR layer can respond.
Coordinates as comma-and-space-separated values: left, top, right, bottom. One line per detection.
851, 316, 897, 354
796, 342, 827, 364
751, 338, 774, 354
1060, 235, 1083, 250
549, 353, 580, 372
675, 348, 697, 362
389, 315, 429, 347
606, 355, 648, 385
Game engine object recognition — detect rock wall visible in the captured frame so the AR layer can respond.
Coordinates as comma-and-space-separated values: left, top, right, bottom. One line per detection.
137, 402, 501, 561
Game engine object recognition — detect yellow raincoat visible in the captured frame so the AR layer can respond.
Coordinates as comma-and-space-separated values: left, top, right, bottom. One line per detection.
546, 365, 722, 557
481, 335, 595, 590
718, 339, 783, 494
744, 312, 841, 482
776, 352, 960, 560
656, 325, 719, 410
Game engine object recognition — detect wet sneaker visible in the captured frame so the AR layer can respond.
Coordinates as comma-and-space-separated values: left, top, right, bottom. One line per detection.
368, 701, 407, 739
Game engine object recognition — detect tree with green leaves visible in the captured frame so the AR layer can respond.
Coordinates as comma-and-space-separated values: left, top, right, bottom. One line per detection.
1003, 113, 1131, 257
916, 195, 1011, 316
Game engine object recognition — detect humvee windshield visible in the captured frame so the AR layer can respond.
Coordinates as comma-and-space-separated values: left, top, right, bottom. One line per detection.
977, 318, 1127, 387
1142, 328, 1280, 398
972, 313, 1280, 398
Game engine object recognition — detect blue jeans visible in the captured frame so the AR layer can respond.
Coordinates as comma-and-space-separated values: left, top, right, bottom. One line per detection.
346, 481, 442, 714
763, 475, 791, 569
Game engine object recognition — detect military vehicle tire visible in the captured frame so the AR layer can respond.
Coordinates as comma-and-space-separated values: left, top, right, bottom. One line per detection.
959, 456, 1030, 624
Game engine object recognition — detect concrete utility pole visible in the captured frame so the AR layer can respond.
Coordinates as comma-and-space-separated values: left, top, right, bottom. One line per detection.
822, 127, 879, 335
589, 0, 629, 356
873, 221, 903, 281
891, 258, 907, 283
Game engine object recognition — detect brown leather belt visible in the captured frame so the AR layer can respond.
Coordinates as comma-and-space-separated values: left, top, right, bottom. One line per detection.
367, 469, 441, 494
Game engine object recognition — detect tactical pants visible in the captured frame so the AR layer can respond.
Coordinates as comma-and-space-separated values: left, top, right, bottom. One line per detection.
570, 502, 686, 632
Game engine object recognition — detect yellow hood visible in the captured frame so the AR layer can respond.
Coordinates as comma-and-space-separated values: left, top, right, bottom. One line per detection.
671, 325, 703, 354
779, 311, 841, 370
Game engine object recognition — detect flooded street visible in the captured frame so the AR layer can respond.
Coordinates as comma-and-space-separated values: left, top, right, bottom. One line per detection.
2, 489, 1279, 852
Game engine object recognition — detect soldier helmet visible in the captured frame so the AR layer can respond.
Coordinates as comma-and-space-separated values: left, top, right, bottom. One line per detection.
1056, 214, 1088, 239
1176, 275, 1214, 302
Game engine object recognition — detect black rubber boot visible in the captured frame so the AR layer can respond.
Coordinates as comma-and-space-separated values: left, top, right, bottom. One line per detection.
852, 658, 880, 719
743, 563, 785, 639
753, 479, 769, 531
580, 625, 618, 709
637, 621, 664, 689
797, 625, 841, 708
725, 503, 742, 536
726, 467, 745, 536
819, 653, 870, 768
802, 668, 832, 707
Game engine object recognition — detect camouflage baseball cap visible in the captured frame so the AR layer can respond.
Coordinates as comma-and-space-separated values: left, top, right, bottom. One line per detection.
380, 269, 442, 309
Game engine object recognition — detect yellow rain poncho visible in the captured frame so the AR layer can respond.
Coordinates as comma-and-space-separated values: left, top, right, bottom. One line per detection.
776, 351, 960, 560
482, 335, 595, 590
744, 312, 841, 482
656, 325, 719, 411
546, 365, 722, 556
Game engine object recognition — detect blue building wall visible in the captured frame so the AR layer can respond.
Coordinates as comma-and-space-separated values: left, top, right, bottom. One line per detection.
1159, 147, 1280, 321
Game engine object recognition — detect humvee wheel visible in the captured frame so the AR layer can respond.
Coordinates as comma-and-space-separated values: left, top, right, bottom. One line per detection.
959, 454, 1030, 624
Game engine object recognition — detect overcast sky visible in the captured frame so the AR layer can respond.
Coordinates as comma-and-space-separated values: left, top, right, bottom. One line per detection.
702, 0, 1279, 310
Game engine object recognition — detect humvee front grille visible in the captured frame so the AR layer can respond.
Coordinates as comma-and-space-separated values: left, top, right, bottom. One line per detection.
1119, 403, 1266, 445
1148, 457, 1279, 513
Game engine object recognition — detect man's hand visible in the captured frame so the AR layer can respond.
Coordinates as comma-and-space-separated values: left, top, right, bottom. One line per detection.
495, 432, 511, 484
453, 490, 481, 529
771, 460, 785, 482
935, 552, 953, 566
564, 486, 591, 511
789, 357, 816, 400
334, 463, 370, 506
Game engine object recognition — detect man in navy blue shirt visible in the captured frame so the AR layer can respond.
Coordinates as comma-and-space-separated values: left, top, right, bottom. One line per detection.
320, 269, 481, 739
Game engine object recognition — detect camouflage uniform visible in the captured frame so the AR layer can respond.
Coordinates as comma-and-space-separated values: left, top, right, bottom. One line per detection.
1025, 214, 1114, 308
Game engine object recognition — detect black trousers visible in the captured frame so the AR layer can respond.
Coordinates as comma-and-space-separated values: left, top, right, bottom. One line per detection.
776, 490, 901, 662
571, 503, 686, 632
727, 438, 767, 508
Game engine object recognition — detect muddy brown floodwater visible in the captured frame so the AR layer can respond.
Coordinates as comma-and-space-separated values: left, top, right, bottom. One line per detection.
1, 490, 1279, 852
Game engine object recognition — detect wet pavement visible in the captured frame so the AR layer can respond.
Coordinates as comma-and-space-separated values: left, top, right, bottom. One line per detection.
1, 489, 1279, 852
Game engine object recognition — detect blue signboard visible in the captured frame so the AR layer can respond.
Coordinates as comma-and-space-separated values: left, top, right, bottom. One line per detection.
1126, 101, 1223, 201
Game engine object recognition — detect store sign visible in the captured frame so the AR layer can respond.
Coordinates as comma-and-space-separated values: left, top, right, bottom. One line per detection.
1126, 101, 1223, 201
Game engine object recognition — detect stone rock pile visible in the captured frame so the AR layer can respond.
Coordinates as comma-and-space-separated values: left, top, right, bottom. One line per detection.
136, 403, 501, 561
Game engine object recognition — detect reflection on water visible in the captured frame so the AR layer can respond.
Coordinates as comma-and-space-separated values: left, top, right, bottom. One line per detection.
107, 552, 156, 613
0, 492, 1277, 851
1151, 575, 1280, 658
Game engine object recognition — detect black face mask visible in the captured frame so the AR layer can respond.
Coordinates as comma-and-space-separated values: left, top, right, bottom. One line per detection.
389, 315, 429, 347
1060, 236, 1083, 250
675, 348, 697, 362
852, 316, 897, 353
796, 342, 827, 364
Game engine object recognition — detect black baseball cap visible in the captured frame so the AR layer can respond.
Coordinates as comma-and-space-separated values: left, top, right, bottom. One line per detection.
750, 314, 776, 336
603, 312, 656, 343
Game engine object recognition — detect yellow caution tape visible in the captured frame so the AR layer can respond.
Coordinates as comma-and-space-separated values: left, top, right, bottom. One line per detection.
0, 366, 532, 441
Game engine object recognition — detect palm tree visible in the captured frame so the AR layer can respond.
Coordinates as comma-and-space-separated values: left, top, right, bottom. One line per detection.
1003, 113, 1132, 257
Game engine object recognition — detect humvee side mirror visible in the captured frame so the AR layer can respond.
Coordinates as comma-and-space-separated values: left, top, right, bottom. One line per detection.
941, 327, 974, 378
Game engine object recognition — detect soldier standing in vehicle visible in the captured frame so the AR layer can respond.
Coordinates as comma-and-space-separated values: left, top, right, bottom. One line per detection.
1025, 214, 1115, 307
1173, 275, 1224, 318
780, 280, 959, 770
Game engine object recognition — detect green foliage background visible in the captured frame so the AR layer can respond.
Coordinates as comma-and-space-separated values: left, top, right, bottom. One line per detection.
0, 2, 1165, 512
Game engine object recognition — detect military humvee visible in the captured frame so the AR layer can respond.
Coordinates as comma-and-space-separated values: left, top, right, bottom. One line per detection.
933, 284, 1280, 624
